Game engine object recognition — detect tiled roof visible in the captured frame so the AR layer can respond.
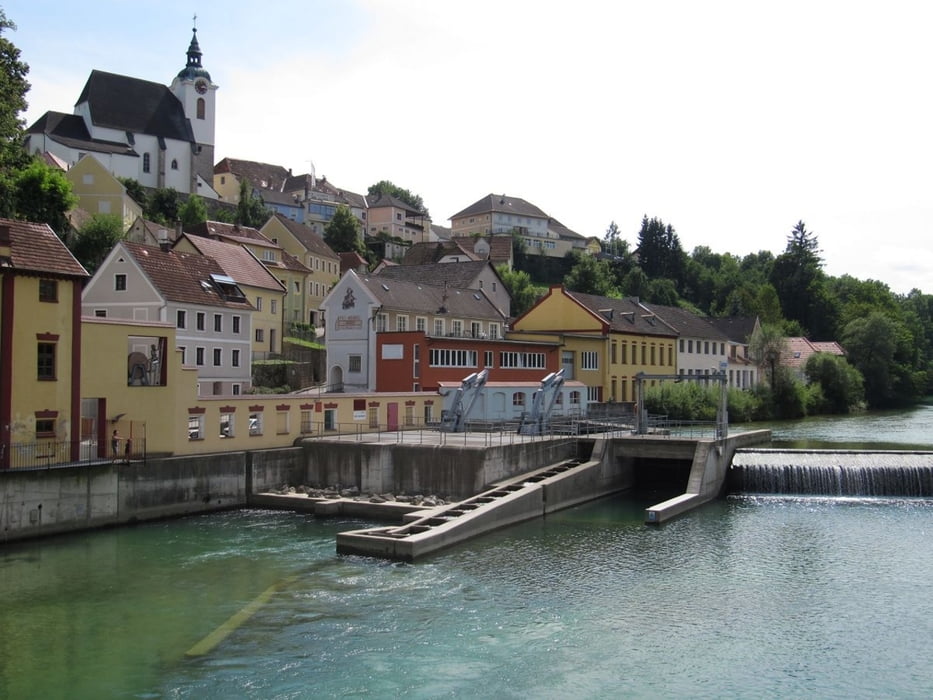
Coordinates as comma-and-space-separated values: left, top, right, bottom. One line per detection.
213, 158, 291, 191
548, 218, 585, 241
451, 194, 549, 221
376, 260, 491, 288
359, 275, 504, 320
367, 192, 425, 216
782, 337, 846, 371
267, 213, 339, 261
121, 241, 253, 310
707, 316, 759, 343
177, 235, 285, 292
339, 251, 369, 274
186, 220, 274, 245
76, 70, 195, 142
0, 218, 88, 278
275, 248, 313, 274
402, 240, 479, 265
644, 303, 728, 340
565, 291, 678, 337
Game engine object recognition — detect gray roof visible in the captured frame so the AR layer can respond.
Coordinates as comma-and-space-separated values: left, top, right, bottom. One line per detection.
75, 70, 195, 142
644, 303, 729, 341
27, 111, 138, 156
707, 316, 759, 344
267, 213, 339, 261
359, 275, 504, 320
451, 194, 549, 221
565, 291, 678, 337
375, 260, 494, 288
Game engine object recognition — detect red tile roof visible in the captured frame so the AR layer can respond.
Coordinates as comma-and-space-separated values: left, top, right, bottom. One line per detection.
178, 235, 285, 292
0, 218, 88, 278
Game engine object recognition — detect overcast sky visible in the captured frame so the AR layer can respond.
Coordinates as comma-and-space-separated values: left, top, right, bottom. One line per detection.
8, 0, 932, 295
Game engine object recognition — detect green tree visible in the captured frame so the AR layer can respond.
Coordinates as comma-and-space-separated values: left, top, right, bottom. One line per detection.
564, 252, 616, 297
12, 159, 77, 235
804, 352, 864, 414
841, 311, 923, 408
635, 215, 685, 284
324, 204, 364, 255
117, 177, 147, 209
769, 221, 838, 339
146, 187, 179, 225
235, 178, 271, 228
367, 180, 428, 217
620, 266, 649, 300
0, 10, 30, 217
749, 323, 786, 388
496, 265, 542, 317
602, 220, 629, 258
69, 213, 123, 274
178, 194, 208, 228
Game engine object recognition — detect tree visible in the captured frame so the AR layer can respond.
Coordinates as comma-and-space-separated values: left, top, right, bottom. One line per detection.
12, 159, 77, 235
324, 204, 364, 255
235, 178, 271, 228
0, 10, 30, 217
69, 213, 123, 274
178, 194, 208, 228
804, 353, 864, 414
841, 311, 923, 408
564, 252, 616, 297
117, 177, 147, 209
367, 180, 428, 217
602, 220, 628, 258
146, 187, 179, 225
749, 323, 786, 388
635, 215, 686, 284
496, 265, 542, 317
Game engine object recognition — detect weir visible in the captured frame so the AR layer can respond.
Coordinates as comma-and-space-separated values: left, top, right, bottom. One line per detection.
730, 449, 933, 497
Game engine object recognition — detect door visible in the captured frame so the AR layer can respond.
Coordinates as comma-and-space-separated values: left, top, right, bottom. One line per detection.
387, 403, 399, 431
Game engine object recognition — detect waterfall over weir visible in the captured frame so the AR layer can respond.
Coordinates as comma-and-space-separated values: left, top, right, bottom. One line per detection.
730, 449, 933, 497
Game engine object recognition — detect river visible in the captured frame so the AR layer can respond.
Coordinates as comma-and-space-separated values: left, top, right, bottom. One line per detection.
0, 407, 931, 699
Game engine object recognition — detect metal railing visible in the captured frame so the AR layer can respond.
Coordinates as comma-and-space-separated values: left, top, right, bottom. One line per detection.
2, 439, 147, 470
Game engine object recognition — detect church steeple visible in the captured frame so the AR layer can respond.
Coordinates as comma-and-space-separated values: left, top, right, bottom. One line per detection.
177, 16, 211, 82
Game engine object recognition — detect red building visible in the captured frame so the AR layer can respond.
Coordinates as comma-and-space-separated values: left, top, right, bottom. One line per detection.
375, 331, 561, 392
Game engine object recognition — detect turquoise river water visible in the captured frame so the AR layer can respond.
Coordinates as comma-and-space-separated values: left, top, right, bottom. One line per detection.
1, 407, 932, 699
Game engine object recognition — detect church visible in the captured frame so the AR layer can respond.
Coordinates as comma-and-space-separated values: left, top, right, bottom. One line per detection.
25, 24, 219, 198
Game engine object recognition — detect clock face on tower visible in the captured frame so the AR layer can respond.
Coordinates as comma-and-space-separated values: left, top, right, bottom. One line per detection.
195, 79, 208, 95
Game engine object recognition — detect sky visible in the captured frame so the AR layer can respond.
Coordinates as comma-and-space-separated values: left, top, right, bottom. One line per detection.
6, 0, 932, 295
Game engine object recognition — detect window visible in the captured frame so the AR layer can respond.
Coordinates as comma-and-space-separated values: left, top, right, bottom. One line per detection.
220, 413, 234, 438
679, 339, 685, 352
231, 349, 240, 367
187, 415, 204, 441
294, 280, 301, 293
397, 315, 408, 332
429, 349, 477, 367
587, 386, 602, 402
213, 348, 222, 366
115, 274, 127, 291
416, 317, 427, 332
433, 319, 444, 336
569, 391, 581, 405
94, 309, 107, 318
349, 355, 362, 373
376, 314, 388, 332
179, 346, 187, 364
170, 159, 178, 170
196, 312, 205, 331
611, 341, 618, 364
213, 314, 222, 332
451, 320, 463, 336
177, 310, 186, 329
255, 328, 264, 342
196, 347, 205, 366
499, 352, 545, 369
271, 299, 277, 314
581, 351, 599, 370
484, 351, 493, 367
470, 322, 482, 338
513, 392, 526, 407
232, 315, 241, 334
39, 279, 58, 302
232, 384, 241, 396
197, 97, 205, 119
489, 323, 500, 340
256, 297, 263, 312
35, 418, 55, 438
249, 413, 262, 436
143, 153, 150, 173
368, 407, 379, 429
37, 342, 56, 380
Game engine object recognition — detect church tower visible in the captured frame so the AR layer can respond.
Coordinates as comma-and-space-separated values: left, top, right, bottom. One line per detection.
171, 20, 217, 194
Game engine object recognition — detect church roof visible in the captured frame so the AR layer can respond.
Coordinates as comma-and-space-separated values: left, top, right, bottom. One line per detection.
176, 27, 211, 81
26, 111, 137, 156
76, 70, 195, 142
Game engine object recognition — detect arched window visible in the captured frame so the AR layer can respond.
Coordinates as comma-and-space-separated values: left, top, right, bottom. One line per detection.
142, 153, 150, 173
170, 159, 178, 170
197, 98, 205, 120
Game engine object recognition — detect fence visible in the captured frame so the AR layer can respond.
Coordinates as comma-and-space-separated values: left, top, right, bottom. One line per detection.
2, 438, 147, 471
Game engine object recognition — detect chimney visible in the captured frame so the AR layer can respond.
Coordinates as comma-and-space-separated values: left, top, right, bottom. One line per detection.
159, 228, 171, 252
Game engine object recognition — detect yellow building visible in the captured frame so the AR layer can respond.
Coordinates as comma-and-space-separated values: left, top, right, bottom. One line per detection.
66, 154, 143, 229
1, 219, 89, 468
261, 213, 339, 327
508, 286, 678, 403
